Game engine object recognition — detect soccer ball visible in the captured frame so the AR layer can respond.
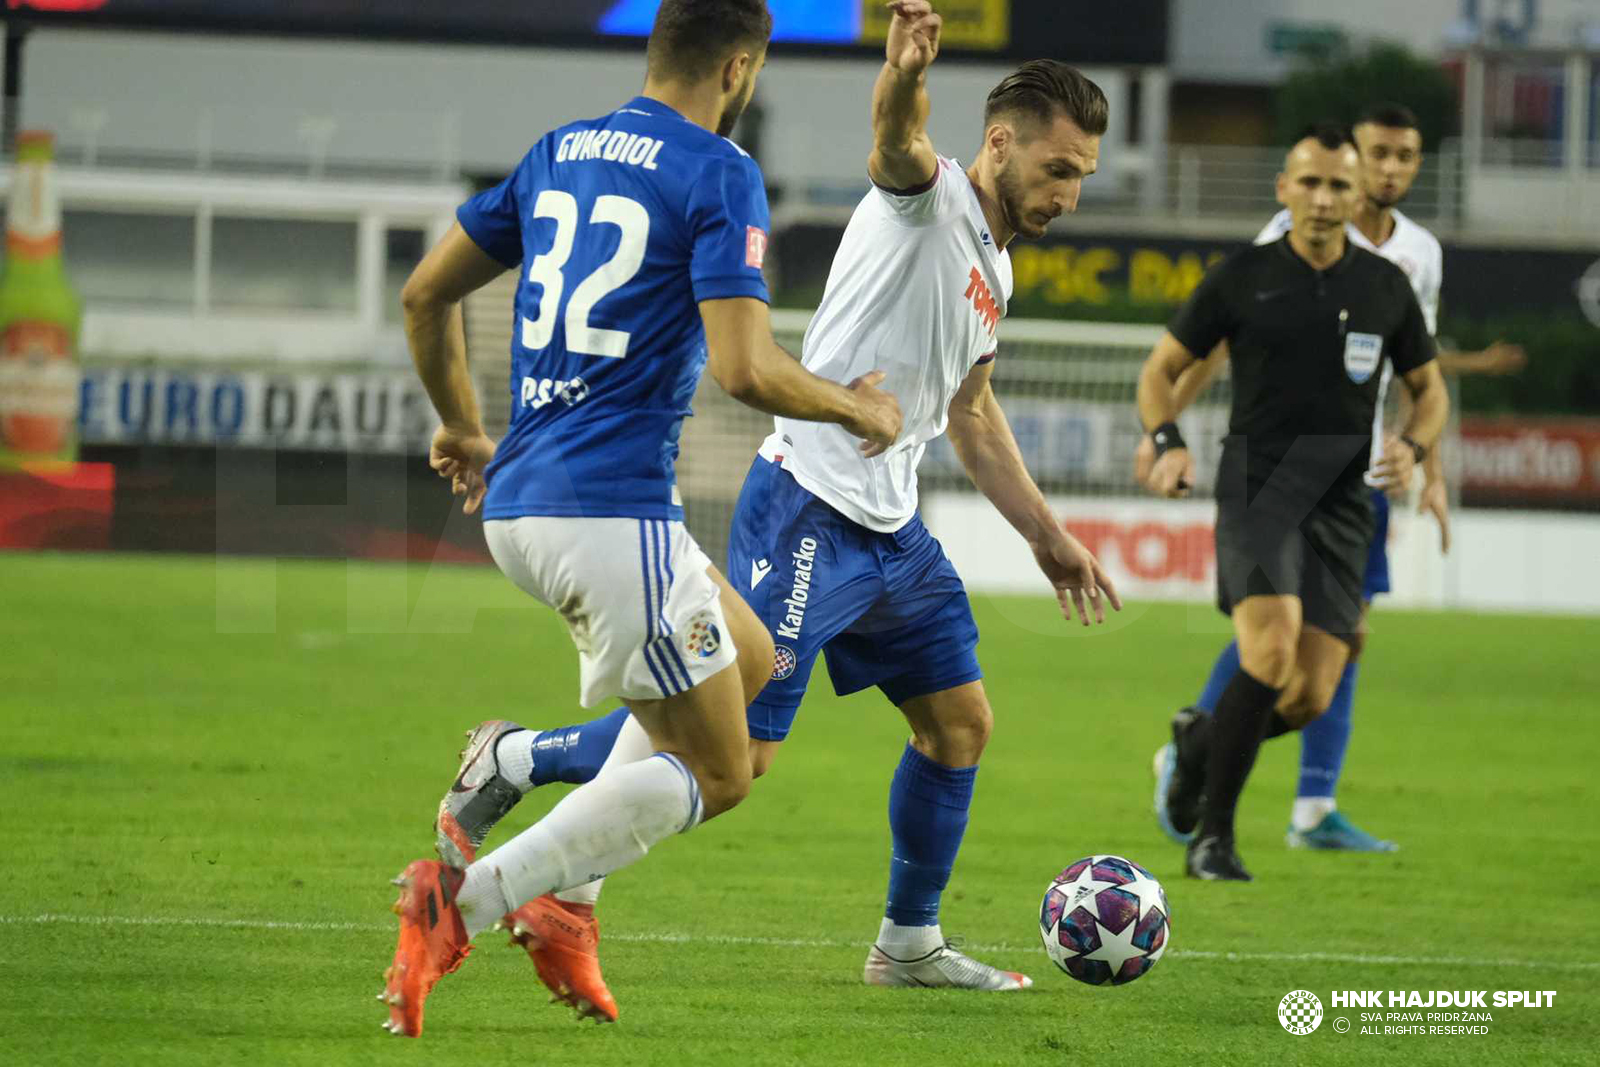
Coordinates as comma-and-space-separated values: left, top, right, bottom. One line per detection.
1039, 854, 1170, 985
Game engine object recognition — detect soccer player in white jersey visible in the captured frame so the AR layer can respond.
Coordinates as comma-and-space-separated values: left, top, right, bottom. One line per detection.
1149, 104, 1525, 854
437, 0, 1121, 997
378, 0, 901, 1035
730, 8, 1121, 990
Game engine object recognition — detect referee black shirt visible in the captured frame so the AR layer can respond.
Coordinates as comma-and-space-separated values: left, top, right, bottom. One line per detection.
1169, 235, 1435, 509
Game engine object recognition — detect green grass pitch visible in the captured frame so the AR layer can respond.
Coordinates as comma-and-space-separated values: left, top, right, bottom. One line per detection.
2, 552, 1596, 1066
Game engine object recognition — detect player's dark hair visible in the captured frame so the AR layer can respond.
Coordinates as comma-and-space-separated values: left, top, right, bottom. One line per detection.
1356, 102, 1421, 132
1296, 121, 1355, 151
646, 0, 772, 83
984, 60, 1108, 138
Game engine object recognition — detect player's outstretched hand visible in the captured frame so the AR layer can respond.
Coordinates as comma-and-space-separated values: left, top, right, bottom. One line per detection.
1471, 340, 1527, 376
885, 1, 941, 74
1032, 525, 1123, 626
1144, 447, 1194, 498
430, 424, 496, 515
846, 370, 903, 457
1371, 433, 1415, 495
1419, 477, 1452, 554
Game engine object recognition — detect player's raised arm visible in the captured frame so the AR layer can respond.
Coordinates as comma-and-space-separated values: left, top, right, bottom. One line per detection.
868, 1, 941, 191
700, 297, 902, 454
1135, 332, 1202, 498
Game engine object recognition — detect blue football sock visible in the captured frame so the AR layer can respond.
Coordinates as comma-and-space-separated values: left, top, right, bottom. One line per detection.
1196, 640, 1242, 714
1298, 661, 1357, 799
527, 707, 630, 787
885, 743, 978, 927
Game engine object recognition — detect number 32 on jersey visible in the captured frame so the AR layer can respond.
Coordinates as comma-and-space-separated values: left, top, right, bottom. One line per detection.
521, 190, 649, 359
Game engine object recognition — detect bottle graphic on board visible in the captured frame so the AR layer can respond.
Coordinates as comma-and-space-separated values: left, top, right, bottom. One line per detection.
0, 130, 83, 464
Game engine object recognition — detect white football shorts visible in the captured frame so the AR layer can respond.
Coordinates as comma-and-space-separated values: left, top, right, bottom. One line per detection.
484, 516, 738, 708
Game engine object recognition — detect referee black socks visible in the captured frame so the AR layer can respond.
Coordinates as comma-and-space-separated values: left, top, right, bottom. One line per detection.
1262, 711, 1295, 739
1199, 669, 1284, 840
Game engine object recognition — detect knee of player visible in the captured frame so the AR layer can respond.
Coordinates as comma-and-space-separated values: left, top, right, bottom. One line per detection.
952, 702, 994, 755
918, 703, 993, 764
696, 762, 753, 820
1240, 637, 1297, 688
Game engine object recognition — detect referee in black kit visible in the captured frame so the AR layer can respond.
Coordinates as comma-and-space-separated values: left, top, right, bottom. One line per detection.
1134, 124, 1449, 881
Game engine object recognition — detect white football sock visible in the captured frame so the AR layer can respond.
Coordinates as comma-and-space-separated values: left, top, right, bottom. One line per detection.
875, 916, 943, 958
456, 751, 703, 937
494, 729, 537, 793
553, 880, 603, 908
1292, 796, 1337, 832
553, 714, 654, 908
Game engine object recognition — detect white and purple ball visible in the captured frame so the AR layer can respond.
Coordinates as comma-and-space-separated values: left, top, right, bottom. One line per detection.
1039, 854, 1170, 985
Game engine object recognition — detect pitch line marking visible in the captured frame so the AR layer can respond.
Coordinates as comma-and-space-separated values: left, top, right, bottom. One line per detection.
6, 913, 1599, 972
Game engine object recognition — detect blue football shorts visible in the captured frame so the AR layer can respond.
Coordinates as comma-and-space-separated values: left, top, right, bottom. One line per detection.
1363, 487, 1391, 600
726, 456, 982, 742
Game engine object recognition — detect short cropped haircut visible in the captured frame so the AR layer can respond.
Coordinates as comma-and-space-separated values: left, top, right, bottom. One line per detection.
1356, 102, 1421, 132
646, 0, 772, 83
985, 60, 1109, 138
1296, 120, 1355, 151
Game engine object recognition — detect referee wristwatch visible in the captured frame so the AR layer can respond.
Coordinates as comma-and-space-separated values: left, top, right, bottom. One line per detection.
1400, 435, 1427, 463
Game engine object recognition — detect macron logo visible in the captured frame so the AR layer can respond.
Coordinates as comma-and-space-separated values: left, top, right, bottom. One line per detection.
750, 558, 772, 589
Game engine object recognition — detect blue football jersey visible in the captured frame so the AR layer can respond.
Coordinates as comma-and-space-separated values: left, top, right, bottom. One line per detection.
457, 95, 771, 521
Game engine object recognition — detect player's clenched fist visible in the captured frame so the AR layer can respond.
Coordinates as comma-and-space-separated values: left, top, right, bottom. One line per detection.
885, 1, 941, 74
1144, 447, 1194, 499
430, 424, 496, 514
1370, 432, 1416, 493
845, 369, 903, 457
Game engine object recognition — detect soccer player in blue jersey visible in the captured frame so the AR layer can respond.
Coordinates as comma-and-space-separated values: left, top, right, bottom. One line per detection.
377, 0, 902, 1036
438, 0, 1123, 997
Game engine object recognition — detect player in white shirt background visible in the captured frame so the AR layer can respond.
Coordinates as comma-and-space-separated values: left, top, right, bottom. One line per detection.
1146, 103, 1528, 854
442, 0, 1124, 997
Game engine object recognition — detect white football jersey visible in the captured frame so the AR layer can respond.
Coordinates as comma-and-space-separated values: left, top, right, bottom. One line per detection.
1255, 207, 1443, 483
763, 156, 1013, 532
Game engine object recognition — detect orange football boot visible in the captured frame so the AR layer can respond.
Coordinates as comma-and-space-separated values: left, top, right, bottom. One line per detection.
378, 860, 473, 1037
500, 894, 618, 1023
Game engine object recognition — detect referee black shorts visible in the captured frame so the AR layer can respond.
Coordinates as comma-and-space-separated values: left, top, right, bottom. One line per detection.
1214, 488, 1375, 640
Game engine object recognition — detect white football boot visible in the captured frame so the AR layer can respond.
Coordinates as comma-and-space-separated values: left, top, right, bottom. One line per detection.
864, 940, 1033, 991
434, 720, 527, 869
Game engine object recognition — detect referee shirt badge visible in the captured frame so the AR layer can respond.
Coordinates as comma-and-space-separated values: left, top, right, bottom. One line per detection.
1343, 331, 1382, 384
